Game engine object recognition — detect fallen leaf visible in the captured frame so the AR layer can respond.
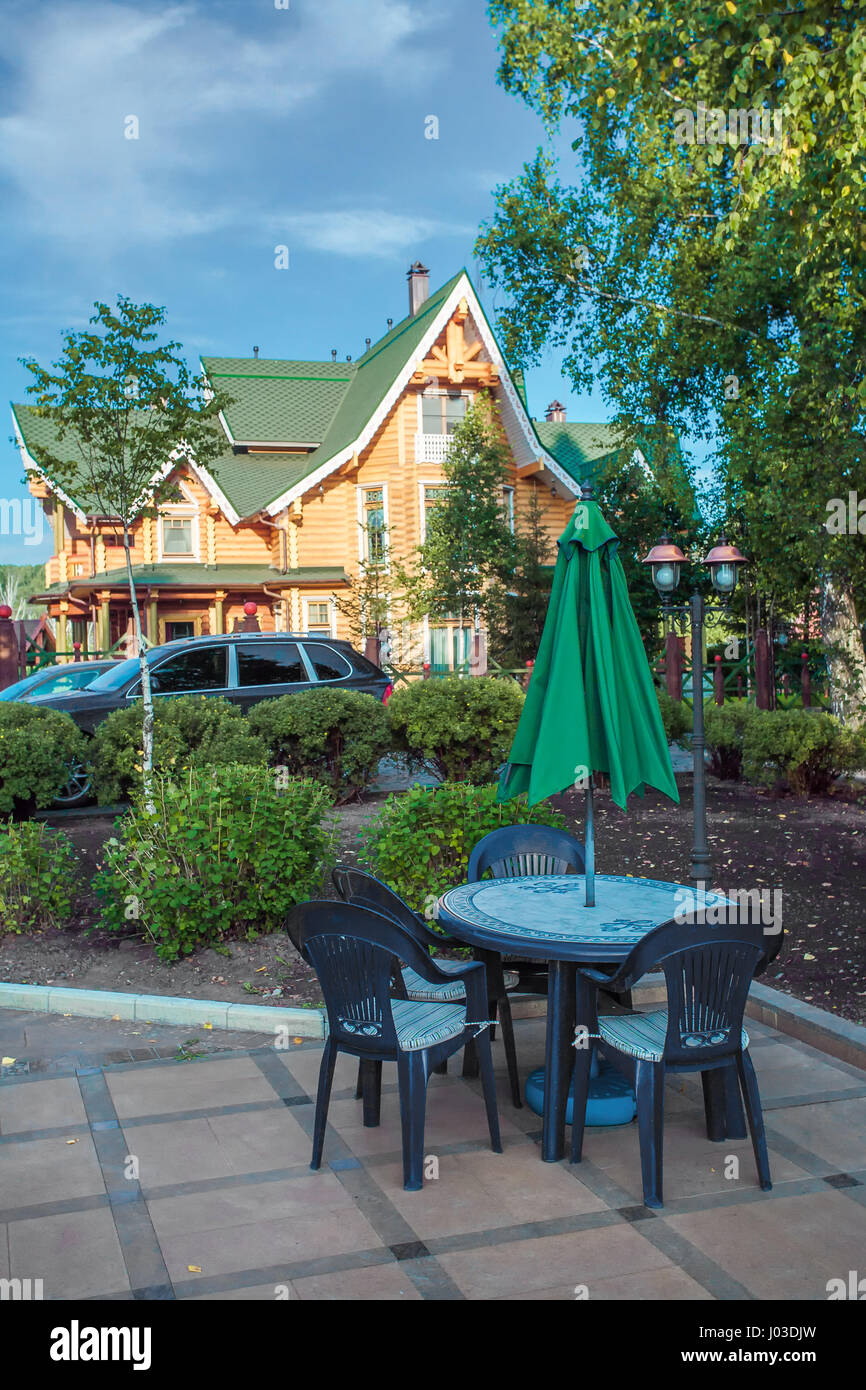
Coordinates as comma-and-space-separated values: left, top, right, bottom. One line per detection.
187, 1265, 202, 1274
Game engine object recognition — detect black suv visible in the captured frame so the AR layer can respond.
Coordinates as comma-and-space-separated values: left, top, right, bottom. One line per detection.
45, 632, 392, 739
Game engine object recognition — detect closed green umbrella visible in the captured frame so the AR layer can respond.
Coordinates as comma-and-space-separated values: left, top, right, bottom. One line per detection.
498, 487, 679, 905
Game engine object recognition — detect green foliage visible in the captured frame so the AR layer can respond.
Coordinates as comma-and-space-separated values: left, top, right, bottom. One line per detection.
359, 781, 567, 912
0, 703, 89, 814
655, 688, 691, 745
399, 393, 518, 632
488, 484, 554, 667
0, 564, 46, 621
704, 700, 760, 780
479, 2, 866, 713
388, 676, 524, 784
742, 709, 866, 797
90, 696, 267, 804
0, 821, 79, 933
94, 766, 336, 960
248, 688, 390, 800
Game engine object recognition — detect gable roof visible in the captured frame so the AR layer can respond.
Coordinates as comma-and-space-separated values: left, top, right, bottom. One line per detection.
533, 421, 623, 485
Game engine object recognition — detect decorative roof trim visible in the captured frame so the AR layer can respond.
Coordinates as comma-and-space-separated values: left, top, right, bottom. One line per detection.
11, 406, 88, 523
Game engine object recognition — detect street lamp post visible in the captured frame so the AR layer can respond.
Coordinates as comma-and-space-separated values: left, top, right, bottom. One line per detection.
641, 533, 748, 891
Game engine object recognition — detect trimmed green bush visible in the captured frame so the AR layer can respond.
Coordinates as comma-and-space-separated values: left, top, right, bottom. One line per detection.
0, 703, 89, 814
359, 781, 567, 913
742, 708, 866, 796
655, 688, 691, 745
387, 676, 524, 785
704, 700, 759, 780
0, 820, 79, 932
94, 765, 336, 960
248, 687, 390, 800
90, 696, 267, 804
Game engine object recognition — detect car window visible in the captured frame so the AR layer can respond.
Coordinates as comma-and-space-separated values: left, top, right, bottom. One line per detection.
88, 658, 141, 691
39, 668, 95, 694
302, 642, 353, 681
237, 642, 307, 687
150, 646, 228, 693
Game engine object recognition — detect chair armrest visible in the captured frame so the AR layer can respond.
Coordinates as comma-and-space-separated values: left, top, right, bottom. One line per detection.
578, 963, 634, 992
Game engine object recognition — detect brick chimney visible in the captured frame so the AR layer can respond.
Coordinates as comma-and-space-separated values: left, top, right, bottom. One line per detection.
545, 400, 567, 422
407, 261, 430, 316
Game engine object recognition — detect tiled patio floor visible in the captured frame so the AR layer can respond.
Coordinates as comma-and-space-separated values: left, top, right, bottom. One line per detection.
1, 1007, 864, 1300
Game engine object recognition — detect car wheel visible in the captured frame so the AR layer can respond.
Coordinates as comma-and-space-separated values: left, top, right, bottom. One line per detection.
52, 757, 94, 809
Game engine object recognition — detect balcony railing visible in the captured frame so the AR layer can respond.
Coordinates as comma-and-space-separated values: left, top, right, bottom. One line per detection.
414, 433, 453, 464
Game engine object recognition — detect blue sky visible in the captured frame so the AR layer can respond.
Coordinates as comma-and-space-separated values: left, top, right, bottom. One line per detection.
0, 0, 703, 564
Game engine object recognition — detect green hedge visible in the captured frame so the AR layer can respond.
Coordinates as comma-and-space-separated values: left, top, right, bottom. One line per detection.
248, 687, 390, 800
90, 696, 268, 804
94, 765, 336, 960
704, 700, 759, 780
655, 688, 691, 745
359, 781, 567, 914
0, 820, 79, 932
0, 703, 89, 815
742, 708, 866, 796
387, 676, 524, 785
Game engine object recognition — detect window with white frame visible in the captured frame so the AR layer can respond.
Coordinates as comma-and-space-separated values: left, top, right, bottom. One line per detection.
361, 487, 386, 565
304, 599, 333, 634
421, 392, 469, 435
502, 486, 515, 533
161, 516, 194, 555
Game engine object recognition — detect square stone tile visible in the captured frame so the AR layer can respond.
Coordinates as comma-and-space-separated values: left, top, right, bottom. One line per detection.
292, 1264, 423, 1300
579, 1114, 808, 1203
439, 1224, 672, 1299
124, 1118, 236, 1188
9, 1208, 129, 1298
205, 1107, 312, 1172
0, 1134, 105, 1209
667, 1190, 866, 1300
148, 1171, 359, 1240
767, 1096, 866, 1173
160, 1205, 383, 1281
189, 1281, 292, 1301
107, 1058, 275, 1119
279, 1046, 361, 1095
742, 1041, 863, 1102
0, 1078, 88, 1134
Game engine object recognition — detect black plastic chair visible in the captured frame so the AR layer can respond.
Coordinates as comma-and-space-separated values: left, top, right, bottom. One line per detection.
571, 910, 774, 1209
464, 824, 586, 1105
289, 900, 502, 1190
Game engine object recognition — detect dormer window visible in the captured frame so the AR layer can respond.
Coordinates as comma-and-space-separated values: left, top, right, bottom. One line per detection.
422, 392, 469, 435
161, 517, 194, 555
157, 485, 199, 562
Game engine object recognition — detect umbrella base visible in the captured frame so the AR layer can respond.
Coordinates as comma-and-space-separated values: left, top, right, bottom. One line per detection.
525, 1055, 636, 1127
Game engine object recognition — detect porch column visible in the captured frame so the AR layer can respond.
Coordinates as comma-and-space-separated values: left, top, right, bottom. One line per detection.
98, 591, 111, 652
213, 591, 226, 635
57, 602, 69, 659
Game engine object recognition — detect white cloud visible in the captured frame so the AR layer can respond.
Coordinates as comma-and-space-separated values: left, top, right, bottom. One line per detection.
275, 210, 473, 259
0, 0, 447, 251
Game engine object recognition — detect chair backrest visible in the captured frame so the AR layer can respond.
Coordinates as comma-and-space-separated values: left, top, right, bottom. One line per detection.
289, 900, 420, 1055
467, 824, 585, 882
332, 866, 423, 938
618, 911, 767, 1066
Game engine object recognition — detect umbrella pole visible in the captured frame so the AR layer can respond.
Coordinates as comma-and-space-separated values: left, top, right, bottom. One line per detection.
585, 776, 595, 907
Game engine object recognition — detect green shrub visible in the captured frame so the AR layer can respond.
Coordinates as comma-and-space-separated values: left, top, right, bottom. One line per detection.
742, 708, 866, 796
655, 688, 691, 745
0, 703, 89, 814
90, 696, 267, 804
359, 781, 567, 913
387, 676, 524, 785
0, 821, 79, 932
94, 765, 336, 960
248, 688, 390, 800
704, 700, 759, 780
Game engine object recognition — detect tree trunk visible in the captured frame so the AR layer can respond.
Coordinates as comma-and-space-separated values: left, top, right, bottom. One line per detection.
123, 527, 156, 810
820, 572, 866, 725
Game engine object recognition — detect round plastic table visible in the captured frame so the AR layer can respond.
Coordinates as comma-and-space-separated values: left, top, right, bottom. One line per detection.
437, 873, 739, 1162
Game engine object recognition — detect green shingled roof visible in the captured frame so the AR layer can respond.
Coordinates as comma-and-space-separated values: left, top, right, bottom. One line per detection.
32, 563, 349, 600
532, 421, 624, 485
201, 359, 354, 445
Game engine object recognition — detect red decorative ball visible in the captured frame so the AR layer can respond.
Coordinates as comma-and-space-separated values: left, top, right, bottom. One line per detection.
0, 605, 12, 619
243, 601, 258, 616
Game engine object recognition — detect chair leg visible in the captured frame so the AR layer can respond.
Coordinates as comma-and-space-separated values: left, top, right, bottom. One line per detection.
432, 1060, 448, 1075
311, 1039, 337, 1170
737, 1050, 773, 1192
495, 991, 523, 1109
635, 1060, 665, 1208
701, 1069, 727, 1142
570, 1042, 592, 1163
475, 1029, 503, 1154
397, 1052, 428, 1191
360, 1058, 382, 1128
354, 1060, 363, 1099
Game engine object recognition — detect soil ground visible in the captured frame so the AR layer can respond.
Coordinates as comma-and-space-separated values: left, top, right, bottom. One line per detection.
3, 776, 864, 1024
